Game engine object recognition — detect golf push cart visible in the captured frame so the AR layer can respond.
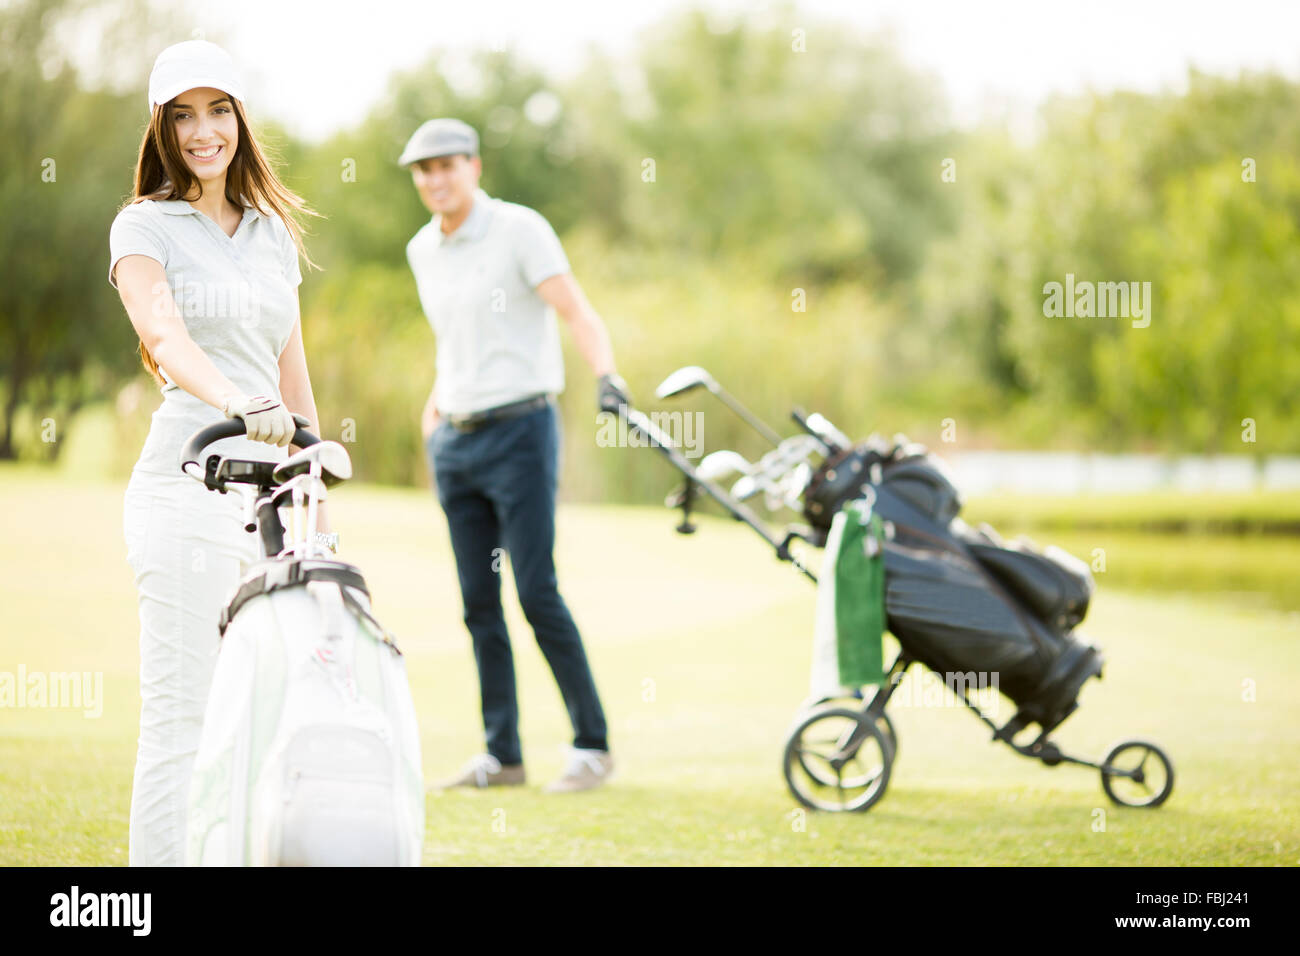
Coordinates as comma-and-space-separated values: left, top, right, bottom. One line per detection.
617, 366, 1175, 814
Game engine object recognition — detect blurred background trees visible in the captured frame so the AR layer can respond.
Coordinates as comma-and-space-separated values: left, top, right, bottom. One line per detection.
3, 0, 1296, 497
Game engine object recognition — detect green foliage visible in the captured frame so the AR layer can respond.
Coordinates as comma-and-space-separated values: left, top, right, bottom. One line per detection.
0, 0, 169, 458
921, 72, 1300, 454
286, 49, 616, 275
607, 6, 954, 286
5, 2, 1299, 491
275, 7, 960, 491
298, 262, 432, 486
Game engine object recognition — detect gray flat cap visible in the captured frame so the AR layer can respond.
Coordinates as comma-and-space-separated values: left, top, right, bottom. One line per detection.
398, 118, 480, 166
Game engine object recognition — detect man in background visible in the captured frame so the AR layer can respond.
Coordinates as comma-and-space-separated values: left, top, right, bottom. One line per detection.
401, 118, 629, 793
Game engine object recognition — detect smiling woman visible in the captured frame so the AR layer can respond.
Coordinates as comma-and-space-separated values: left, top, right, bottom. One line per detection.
172, 92, 237, 170
106, 40, 328, 867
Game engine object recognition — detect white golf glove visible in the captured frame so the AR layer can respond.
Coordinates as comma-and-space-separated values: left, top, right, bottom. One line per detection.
223, 393, 296, 447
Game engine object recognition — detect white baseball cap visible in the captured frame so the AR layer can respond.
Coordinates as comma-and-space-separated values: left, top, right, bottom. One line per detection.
147, 40, 245, 112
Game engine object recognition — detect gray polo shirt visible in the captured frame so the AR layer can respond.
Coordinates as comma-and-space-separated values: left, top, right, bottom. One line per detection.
108, 198, 302, 476
406, 188, 570, 416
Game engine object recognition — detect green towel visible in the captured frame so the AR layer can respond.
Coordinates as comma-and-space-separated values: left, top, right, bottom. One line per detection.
810, 499, 887, 696
834, 507, 886, 687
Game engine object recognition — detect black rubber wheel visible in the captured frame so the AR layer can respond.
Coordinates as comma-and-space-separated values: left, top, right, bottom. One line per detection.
802, 693, 898, 761
1100, 739, 1174, 808
783, 706, 892, 813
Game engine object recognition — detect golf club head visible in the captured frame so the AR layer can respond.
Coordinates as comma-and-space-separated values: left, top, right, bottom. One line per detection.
731, 475, 759, 501
273, 440, 353, 487
780, 462, 814, 510
695, 449, 751, 482
804, 412, 851, 451
655, 366, 717, 400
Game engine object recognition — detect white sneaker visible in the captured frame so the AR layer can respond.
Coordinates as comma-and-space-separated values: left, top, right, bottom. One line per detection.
543, 748, 614, 793
434, 753, 526, 789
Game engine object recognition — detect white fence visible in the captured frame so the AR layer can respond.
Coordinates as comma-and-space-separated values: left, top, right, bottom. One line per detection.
944, 452, 1300, 496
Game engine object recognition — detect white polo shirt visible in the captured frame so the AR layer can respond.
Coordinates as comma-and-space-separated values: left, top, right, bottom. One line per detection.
108, 198, 302, 476
406, 188, 570, 417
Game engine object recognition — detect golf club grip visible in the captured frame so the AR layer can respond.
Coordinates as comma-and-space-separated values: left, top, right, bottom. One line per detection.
179, 414, 319, 475
790, 406, 814, 436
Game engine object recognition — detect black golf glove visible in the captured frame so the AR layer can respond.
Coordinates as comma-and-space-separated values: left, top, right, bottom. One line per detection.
598, 373, 631, 414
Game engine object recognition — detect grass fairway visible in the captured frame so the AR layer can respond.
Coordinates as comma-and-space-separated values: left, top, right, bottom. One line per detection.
1, 465, 1297, 866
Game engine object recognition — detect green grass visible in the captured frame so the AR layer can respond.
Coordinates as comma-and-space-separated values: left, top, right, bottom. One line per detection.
965, 491, 1300, 612
966, 529, 1300, 613
966, 489, 1300, 535
1, 465, 1297, 865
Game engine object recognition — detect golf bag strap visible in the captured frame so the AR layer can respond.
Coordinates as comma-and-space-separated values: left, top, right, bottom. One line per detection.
338, 585, 404, 657
218, 561, 370, 637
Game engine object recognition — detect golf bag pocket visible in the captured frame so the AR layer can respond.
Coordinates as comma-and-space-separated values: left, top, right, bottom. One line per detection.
968, 540, 1094, 633
188, 560, 424, 867
255, 724, 411, 867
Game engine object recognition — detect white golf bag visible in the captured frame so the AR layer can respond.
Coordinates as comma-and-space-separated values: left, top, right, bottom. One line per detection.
181, 426, 424, 866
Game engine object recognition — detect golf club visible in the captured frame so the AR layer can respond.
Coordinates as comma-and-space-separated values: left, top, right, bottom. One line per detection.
655, 365, 785, 447
620, 402, 818, 581
695, 449, 753, 482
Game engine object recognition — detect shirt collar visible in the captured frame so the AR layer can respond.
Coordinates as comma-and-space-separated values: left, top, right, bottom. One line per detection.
155, 196, 263, 223
433, 188, 492, 245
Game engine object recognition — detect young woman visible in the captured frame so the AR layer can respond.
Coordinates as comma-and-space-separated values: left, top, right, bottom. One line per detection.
109, 40, 328, 866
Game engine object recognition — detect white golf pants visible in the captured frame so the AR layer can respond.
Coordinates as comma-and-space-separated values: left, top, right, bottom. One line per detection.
122, 467, 258, 866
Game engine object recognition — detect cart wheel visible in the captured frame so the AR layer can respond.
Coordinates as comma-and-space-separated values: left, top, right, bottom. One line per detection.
783, 706, 892, 813
797, 706, 896, 786
803, 693, 898, 759
1100, 739, 1174, 808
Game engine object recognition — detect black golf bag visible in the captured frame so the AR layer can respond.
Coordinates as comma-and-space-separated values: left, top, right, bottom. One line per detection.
803, 435, 1103, 735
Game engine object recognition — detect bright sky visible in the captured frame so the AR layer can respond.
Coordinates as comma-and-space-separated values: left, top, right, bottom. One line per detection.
157, 0, 1300, 141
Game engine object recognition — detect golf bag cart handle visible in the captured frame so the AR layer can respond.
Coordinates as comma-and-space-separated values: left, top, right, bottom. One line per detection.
618, 401, 818, 583
180, 414, 319, 489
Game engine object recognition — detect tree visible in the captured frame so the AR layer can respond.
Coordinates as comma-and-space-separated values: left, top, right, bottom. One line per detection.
0, 0, 177, 459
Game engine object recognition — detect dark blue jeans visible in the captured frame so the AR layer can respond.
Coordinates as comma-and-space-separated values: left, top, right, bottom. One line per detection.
426, 402, 607, 765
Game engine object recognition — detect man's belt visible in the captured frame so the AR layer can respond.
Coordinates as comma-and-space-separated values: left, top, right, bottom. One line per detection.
447, 394, 551, 433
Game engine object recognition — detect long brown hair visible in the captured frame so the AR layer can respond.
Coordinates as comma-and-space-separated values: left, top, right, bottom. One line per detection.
123, 95, 319, 386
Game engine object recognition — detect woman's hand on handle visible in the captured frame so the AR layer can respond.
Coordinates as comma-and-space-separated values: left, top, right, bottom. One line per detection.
222, 393, 296, 447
